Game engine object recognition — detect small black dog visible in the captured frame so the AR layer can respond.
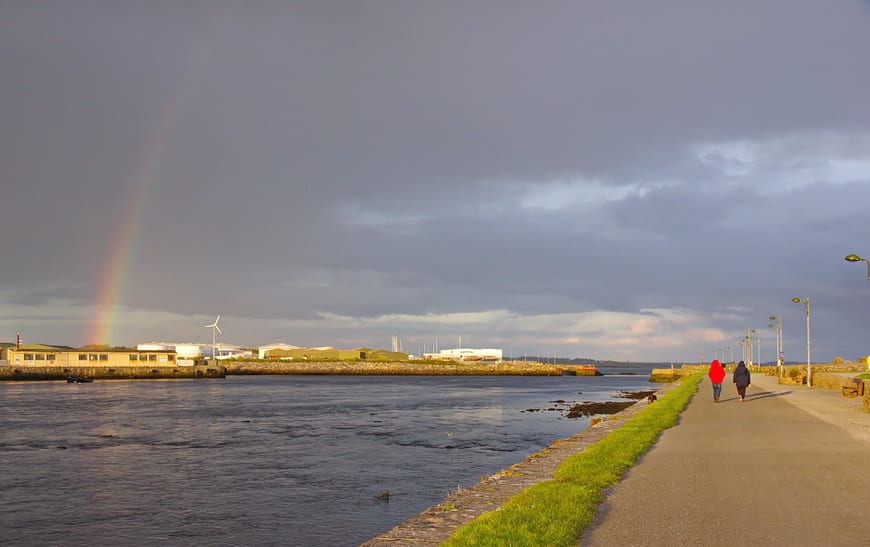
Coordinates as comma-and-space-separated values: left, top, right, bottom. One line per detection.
646, 393, 658, 403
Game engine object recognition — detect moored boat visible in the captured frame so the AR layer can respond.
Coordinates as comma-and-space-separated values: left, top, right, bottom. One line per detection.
67, 376, 93, 383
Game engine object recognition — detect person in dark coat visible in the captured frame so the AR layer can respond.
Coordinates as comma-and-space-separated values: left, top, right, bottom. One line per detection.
708, 359, 726, 402
733, 360, 751, 402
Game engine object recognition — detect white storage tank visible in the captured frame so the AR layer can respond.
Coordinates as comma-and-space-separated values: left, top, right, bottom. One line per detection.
174, 344, 204, 359
137, 343, 172, 352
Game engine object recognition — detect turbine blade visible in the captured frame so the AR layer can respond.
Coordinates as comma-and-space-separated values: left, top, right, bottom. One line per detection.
215, 315, 221, 324
215, 325, 223, 335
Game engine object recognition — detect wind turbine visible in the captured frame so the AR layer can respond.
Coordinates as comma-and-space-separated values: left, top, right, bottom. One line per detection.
205, 315, 222, 362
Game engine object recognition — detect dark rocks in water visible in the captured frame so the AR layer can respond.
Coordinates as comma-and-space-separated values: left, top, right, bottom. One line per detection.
565, 400, 634, 418
376, 490, 391, 501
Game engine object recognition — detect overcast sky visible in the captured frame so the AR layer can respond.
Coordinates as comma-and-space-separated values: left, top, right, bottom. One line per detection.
2, 1, 869, 363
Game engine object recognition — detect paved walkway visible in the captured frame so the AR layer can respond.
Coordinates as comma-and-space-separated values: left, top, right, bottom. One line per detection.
581, 373, 870, 546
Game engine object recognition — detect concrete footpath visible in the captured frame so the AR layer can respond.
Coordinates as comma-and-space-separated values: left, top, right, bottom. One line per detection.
581, 373, 870, 546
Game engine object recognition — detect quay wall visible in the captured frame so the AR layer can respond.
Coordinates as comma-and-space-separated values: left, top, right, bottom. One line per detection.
224, 360, 599, 376
0, 365, 226, 381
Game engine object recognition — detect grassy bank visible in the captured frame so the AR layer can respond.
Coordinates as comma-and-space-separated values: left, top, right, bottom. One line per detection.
442, 372, 703, 546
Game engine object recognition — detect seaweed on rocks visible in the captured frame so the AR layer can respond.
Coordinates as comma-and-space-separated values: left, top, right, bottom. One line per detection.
564, 400, 635, 418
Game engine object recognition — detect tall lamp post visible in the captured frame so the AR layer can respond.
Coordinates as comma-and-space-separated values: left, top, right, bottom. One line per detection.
750, 328, 758, 367
845, 253, 870, 282
757, 331, 761, 366
744, 328, 754, 366
769, 314, 783, 376
791, 297, 811, 387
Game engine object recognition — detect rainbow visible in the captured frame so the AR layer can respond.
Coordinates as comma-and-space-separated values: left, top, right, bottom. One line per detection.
88, 163, 152, 345
88, 90, 177, 345
88, 12, 224, 345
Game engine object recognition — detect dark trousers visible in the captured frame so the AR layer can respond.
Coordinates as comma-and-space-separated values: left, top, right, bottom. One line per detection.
736, 385, 747, 399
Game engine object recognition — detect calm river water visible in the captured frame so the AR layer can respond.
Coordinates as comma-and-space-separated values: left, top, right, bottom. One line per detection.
0, 373, 654, 546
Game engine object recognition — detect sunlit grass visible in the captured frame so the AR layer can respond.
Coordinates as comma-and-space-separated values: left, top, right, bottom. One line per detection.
442, 373, 702, 547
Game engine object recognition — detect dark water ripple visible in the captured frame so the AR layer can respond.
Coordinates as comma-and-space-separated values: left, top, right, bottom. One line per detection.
0, 373, 653, 546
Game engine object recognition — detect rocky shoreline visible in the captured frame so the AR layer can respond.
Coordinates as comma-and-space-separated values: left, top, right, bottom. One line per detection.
362, 383, 678, 546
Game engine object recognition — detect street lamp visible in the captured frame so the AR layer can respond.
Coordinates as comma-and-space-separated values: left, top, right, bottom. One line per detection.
769, 314, 783, 376
745, 328, 755, 366
757, 331, 761, 366
845, 253, 870, 282
746, 329, 760, 366
791, 297, 811, 387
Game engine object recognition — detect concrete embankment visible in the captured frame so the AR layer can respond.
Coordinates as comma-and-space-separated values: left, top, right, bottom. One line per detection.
0, 365, 226, 381
223, 360, 599, 376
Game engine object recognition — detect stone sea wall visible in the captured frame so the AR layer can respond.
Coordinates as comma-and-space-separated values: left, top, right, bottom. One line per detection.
224, 360, 599, 376
0, 365, 226, 381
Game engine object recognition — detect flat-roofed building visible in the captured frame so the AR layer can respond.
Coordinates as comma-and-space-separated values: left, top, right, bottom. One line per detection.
258, 343, 301, 359
7, 345, 177, 367
423, 348, 503, 362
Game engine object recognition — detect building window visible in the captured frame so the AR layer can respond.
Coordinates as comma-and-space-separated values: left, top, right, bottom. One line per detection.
148, 354, 157, 361
35, 354, 45, 360
99, 354, 108, 361
89, 354, 98, 361
79, 354, 87, 361
168, 355, 175, 361
129, 354, 138, 361
47, 355, 55, 360
24, 353, 33, 360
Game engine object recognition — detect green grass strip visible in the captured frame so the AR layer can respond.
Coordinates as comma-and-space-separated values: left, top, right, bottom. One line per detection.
442, 373, 703, 547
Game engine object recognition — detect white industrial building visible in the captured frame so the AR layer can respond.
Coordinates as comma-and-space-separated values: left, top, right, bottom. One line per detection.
423, 347, 503, 362
136, 342, 253, 361
137, 342, 203, 359
257, 343, 301, 359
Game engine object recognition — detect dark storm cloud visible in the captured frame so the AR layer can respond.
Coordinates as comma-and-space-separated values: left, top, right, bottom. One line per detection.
2, 1, 869, 360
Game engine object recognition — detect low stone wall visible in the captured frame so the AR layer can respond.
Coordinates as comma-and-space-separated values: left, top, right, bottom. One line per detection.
810, 372, 853, 390
224, 360, 579, 376
650, 368, 695, 383
0, 365, 226, 381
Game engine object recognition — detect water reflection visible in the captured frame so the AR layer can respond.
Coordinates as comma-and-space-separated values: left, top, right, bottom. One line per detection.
0, 374, 653, 546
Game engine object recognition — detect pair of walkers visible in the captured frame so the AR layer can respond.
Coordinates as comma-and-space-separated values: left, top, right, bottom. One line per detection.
707, 359, 751, 402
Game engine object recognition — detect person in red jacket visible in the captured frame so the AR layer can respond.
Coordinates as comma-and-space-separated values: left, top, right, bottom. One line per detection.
708, 359, 726, 402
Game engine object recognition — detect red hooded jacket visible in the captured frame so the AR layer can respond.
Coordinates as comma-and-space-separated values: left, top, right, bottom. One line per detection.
708, 359, 726, 384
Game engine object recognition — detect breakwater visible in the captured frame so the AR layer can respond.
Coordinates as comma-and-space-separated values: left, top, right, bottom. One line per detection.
223, 360, 600, 376
0, 365, 226, 381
